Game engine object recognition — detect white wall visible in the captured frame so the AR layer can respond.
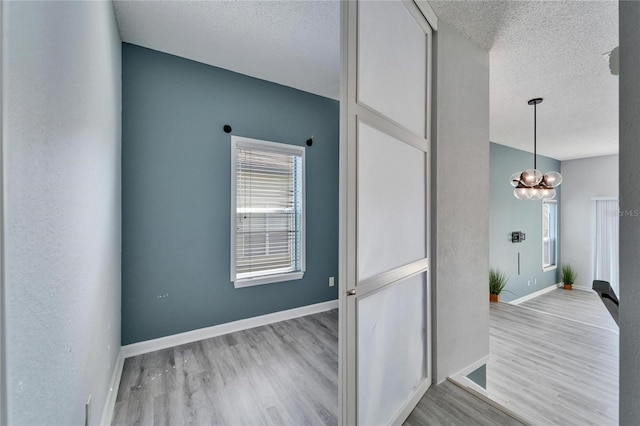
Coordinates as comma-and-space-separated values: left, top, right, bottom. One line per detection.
619, 2, 640, 424
432, 21, 490, 382
4, 2, 121, 424
0, 4, 5, 424
560, 155, 618, 289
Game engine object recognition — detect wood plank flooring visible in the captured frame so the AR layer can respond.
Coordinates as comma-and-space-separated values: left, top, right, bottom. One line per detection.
487, 298, 619, 425
113, 296, 619, 426
518, 288, 618, 332
403, 380, 526, 426
112, 310, 339, 426
113, 308, 523, 426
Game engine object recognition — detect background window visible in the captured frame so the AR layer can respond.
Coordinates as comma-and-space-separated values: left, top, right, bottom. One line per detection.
542, 200, 557, 270
231, 136, 305, 287
593, 198, 619, 296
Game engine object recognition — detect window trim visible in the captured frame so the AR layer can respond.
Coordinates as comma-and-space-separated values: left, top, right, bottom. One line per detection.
542, 199, 558, 271
230, 135, 306, 288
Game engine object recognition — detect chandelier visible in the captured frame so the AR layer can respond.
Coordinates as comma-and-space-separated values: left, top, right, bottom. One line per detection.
510, 98, 562, 200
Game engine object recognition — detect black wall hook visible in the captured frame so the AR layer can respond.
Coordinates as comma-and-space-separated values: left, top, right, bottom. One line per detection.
306, 136, 313, 147
223, 124, 232, 133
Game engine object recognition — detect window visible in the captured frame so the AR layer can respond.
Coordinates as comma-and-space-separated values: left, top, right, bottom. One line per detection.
231, 136, 305, 288
593, 198, 619, 296
542, 200, 557, 270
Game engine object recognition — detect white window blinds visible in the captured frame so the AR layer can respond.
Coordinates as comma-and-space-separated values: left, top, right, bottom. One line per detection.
231, 137, 305, 287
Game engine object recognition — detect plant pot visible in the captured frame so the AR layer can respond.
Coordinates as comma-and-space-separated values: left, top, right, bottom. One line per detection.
490, 294, 500, 303
564, 283, 573, 290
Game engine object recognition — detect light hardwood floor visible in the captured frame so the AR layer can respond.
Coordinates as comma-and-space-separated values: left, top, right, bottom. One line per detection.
404, 380, 526, 426
488, 291, 619, 425
112, 310, 339, 425
519, 287, 618, 331
113, 308, 521, 425
113, 292, 618, 425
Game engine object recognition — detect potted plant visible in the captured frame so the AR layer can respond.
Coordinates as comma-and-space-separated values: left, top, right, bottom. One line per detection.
489, 269, 509, 302
562, 264, 577, 290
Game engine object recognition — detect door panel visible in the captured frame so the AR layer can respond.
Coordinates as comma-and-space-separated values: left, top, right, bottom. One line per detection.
357, 0, 427, 137
357, 273, 426, 425
357, 121, 426, 281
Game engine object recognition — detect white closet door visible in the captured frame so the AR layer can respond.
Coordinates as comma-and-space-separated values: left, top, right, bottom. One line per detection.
340, 1, 434, 424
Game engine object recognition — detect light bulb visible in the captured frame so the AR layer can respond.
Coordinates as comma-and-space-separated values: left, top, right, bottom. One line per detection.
529, 187, 544, 200
543, 171, 563, 188
514, 187, 528, 200
542, 187, 556, 200
521, 169, 543, 186
510, 172, 521, 187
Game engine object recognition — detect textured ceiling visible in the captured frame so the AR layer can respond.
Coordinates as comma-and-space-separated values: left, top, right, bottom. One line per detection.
430, 0, 619, 161
113, 0, 341, 100
113, 0, 618, 161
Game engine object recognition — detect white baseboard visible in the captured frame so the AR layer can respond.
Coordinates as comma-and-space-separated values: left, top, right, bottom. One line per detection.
121, 299, 339, 358
451, 354, 489, 378
509, 283, 560, 305
99, 349, 124, 426
446, 377, 531, 425
449, 374, 489, 397
569, 284, 594, 293
390, 377, 431, 426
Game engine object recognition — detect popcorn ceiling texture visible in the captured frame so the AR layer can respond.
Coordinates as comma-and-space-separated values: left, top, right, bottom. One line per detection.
113, 0, 616, 160
430, 0, 618, 161
113, 0, 341, 100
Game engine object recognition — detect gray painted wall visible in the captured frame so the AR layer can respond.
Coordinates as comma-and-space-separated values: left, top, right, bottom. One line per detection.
619, 2, 640, 423
561, 155, 618, 291
4, 2, 121, 424
490, 143, 561, 302
432, 21, 490, 382
122, 44, 339, 345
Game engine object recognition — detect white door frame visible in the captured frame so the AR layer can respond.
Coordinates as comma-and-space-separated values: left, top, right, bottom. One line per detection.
338, 1, 437, 424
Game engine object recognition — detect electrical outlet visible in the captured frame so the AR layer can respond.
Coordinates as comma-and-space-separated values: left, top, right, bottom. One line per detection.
329, 277, 335, 287
85, 395, 92, 426
527, 280, 530, 287
535, 278, 537, 285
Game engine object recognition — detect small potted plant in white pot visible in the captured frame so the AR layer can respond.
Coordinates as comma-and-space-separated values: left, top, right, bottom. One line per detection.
562, 264, 577, 290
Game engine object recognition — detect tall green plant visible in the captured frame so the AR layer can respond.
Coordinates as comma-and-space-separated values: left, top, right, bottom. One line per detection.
562, 264, 577, 285
489, 269, 509, 295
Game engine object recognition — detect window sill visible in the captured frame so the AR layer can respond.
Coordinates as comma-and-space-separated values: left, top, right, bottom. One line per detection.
543, 265, 557, 272
233, 271, 304, 288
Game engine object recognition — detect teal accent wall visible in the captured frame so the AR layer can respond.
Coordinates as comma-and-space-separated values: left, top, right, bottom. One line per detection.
121, 44, 339, 345
490, 142, 561, 302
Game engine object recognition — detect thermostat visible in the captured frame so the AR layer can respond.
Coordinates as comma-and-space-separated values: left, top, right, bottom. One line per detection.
511, 231, 526, 243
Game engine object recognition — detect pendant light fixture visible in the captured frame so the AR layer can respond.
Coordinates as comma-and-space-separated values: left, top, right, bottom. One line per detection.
510, 98, 562, 200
